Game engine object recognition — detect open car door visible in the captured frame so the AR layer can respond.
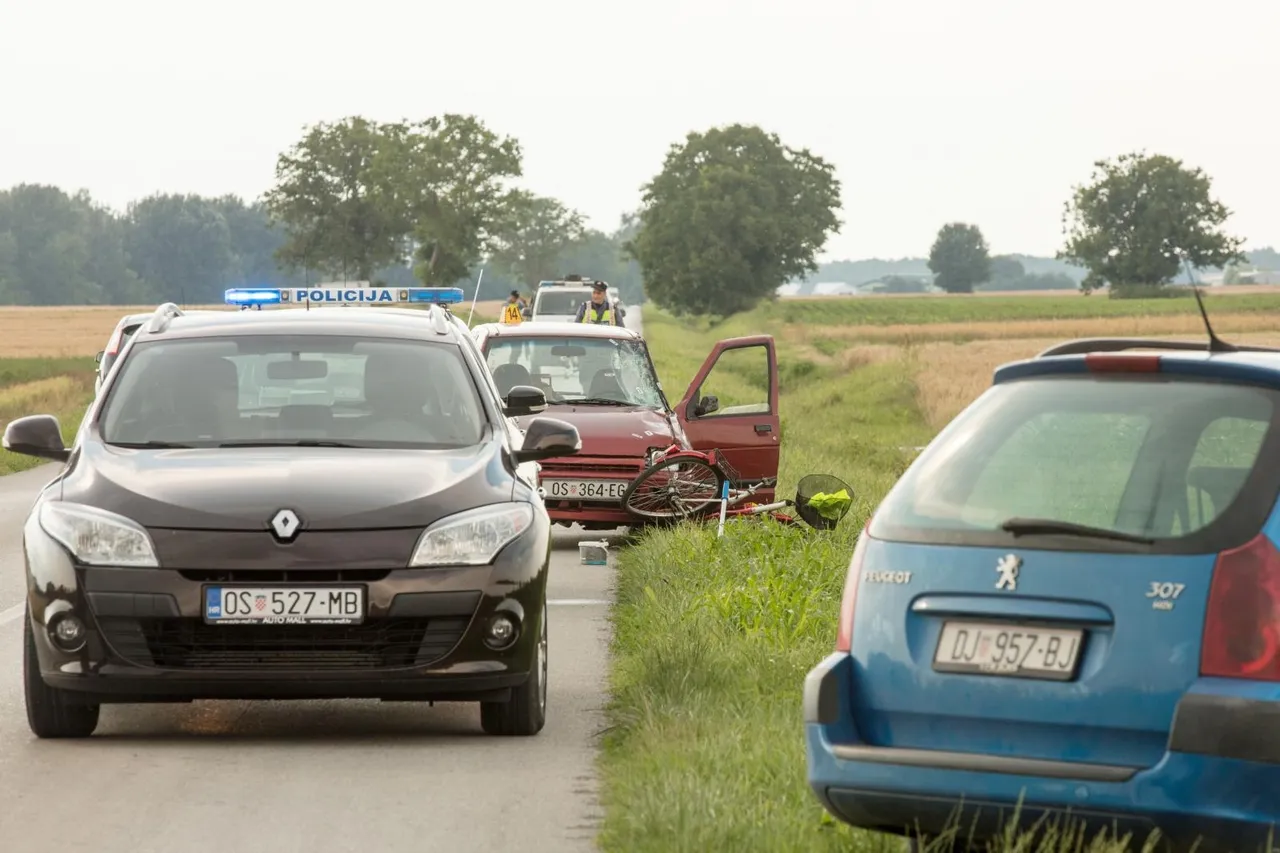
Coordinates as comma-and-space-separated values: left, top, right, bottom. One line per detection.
675, 335, 780, 493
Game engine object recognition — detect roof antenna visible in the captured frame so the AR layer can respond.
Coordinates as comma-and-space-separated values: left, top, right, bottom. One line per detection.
1185, 257, 1235, 353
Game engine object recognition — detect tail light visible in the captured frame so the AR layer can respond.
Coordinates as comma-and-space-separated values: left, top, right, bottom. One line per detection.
104, 327, 125, 357
835, 524, 870, 652
1201, 532, 1280, 681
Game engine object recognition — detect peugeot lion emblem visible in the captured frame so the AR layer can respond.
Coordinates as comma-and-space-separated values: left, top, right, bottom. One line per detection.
995, 553, 1021, 591
269, 508, 302, 543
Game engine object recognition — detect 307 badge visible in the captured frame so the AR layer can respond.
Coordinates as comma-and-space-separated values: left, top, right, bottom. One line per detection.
1146, 581, 1186, 611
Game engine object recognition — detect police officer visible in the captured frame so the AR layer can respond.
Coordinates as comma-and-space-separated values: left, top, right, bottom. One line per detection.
574, 281, 622, 326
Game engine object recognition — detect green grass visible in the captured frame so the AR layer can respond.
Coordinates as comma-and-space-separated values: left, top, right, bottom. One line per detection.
599, 308, 932, 852
0, 357, 97, 475
747, 290, 1280, 327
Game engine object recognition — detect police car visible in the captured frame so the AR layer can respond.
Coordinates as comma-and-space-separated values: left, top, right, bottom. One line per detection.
530, 277, 597, 323
4, 285, 580, 738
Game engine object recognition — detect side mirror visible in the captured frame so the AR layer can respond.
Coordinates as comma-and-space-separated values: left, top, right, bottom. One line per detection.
694, 394, 720, 417
513, 416, 581, 464
3, 414, 71, 463
504, 385, 548, 417
94, 351, 104, 364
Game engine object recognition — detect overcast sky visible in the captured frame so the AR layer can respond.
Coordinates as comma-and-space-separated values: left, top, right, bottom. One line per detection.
4, 0, 1277, 261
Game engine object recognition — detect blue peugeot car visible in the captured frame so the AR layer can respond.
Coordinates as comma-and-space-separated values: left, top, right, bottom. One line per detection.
805, 334, 1280, 852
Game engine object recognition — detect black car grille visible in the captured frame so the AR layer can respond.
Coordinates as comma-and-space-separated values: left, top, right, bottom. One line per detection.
177, 569, 390, 584
96, 617, 471, 670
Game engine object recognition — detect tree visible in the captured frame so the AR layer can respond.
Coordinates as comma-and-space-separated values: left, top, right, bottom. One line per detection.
264, 117, 409, 282
126, 194, 234, 303
927, 223, 990, 294
0, 185, 141, 304
397, 114, 524, 286
488, 191, 584, 287
626, 124, 841, 317
1059, 151, 1245, 293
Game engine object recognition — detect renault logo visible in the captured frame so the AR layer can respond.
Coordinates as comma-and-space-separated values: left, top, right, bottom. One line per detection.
269, 509, 302, 542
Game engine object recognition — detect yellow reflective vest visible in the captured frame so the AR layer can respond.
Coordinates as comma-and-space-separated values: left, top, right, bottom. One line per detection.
578, 305, 613, 325
501, 302, 524, 324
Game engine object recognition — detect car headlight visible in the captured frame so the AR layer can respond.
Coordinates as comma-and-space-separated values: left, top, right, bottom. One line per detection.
409, 502, 534, 567
38, 502, 159, 567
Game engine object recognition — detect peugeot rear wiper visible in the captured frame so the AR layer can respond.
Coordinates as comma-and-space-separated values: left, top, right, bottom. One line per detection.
218, 439, 359, 448
1000, 517, 1155, 545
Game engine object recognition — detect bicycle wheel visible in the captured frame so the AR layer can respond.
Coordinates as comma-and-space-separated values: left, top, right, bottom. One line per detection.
622, 455, 726, 520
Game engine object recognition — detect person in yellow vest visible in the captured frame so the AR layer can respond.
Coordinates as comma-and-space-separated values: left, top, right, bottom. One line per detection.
501, 290, 527, 325
574, 281, 621, 325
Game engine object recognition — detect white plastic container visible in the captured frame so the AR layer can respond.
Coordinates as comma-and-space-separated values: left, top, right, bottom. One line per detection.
578, 540, 609, 566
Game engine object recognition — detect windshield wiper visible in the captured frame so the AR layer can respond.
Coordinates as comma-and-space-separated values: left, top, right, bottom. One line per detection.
217, 439, 359, 448
571, 397, 634, 407
109, 440, 196, 449
1000, 517, 1155, 545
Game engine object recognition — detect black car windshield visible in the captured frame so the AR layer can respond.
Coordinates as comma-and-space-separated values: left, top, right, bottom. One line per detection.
100, 335, 486, 449
869, 374, 1280, 549
484, 335, 664, 408
535, 290, 591, 315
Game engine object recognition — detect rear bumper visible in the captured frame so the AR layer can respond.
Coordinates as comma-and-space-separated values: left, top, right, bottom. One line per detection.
804, 653, 1280, 852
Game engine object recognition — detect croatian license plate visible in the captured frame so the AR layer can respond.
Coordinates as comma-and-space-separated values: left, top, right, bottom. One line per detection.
933, 621, 1083, 680
204, 586, 365, 625
544, 479, 630, 501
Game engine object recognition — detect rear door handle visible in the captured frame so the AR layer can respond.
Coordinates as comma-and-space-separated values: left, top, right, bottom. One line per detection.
754, 424, 772, 434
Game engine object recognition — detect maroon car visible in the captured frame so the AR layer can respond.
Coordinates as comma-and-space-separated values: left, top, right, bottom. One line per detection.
472, 320, 780, 530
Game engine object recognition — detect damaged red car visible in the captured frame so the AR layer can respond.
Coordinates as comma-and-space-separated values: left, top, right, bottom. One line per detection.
471, 321, 780, 530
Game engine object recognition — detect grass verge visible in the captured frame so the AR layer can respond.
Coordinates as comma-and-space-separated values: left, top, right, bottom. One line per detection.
598, 308, 931, 852
0, 357, 97, 475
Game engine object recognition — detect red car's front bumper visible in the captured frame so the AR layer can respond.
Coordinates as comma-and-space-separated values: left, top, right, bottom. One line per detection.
538, 454, 646, 529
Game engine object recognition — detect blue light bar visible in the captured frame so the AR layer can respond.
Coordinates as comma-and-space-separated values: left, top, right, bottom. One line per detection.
224, 286, 466, 307
225, 288, 284, 306
405, 287, 465, 305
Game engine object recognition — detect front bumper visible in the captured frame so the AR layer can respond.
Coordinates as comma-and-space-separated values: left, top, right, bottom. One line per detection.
24, 514, 550, 703
803, 653, 1280, 853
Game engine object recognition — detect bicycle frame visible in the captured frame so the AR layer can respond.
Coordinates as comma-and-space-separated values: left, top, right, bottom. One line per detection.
648, 444, 783, 514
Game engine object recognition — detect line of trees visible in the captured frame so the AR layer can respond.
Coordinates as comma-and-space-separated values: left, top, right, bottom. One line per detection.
2, 125, 1263, 312
924, 151, 1251, 296
0, 114, 645, 307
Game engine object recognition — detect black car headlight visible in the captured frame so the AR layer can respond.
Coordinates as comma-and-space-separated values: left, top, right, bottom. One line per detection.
409, 503, 534, 567
38, 502, 160, 567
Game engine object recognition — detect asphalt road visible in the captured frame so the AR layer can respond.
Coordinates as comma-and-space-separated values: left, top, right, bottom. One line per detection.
0, 306, 644, 853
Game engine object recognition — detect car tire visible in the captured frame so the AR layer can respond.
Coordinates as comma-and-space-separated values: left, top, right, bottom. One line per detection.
24, 610, 100, 738
479, 597, 548, 737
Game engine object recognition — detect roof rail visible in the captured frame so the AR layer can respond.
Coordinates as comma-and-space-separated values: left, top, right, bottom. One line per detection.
146, 302, 185, 334
1037, 337, 1280, 359
428, 303, 452, 336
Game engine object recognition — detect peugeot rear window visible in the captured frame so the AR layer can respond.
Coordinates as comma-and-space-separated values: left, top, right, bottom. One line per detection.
99, 335, 486, 449
869, 375, 1280, 553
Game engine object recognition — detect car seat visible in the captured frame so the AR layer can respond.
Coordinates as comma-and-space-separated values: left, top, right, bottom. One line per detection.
587, 368, 627, 402
147, 354, 241, 442
492, 363, 532, 398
